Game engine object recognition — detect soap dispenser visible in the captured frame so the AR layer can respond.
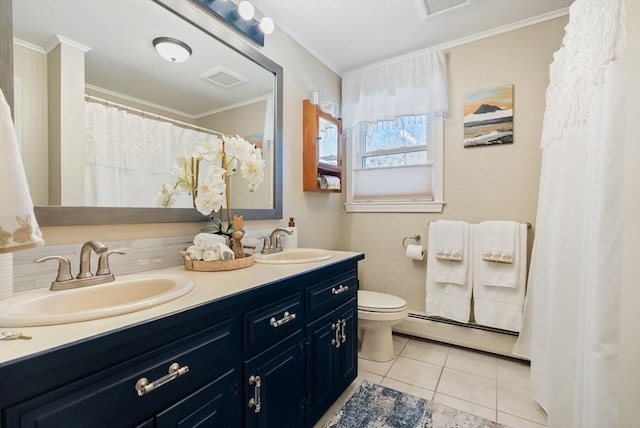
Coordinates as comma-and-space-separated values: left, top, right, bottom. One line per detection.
284, 217, 298, 249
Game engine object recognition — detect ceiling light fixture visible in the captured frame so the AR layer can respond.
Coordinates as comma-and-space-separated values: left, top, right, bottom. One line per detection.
152, 37, 192, 63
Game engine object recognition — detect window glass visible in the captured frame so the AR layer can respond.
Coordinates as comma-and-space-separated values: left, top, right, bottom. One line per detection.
361, 116, 429, 168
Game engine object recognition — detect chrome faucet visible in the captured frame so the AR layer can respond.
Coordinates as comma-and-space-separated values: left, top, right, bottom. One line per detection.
259, 228, 293, 254
35, 241, 126, 291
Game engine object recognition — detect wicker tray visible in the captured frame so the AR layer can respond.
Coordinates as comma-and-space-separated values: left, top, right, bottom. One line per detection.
180, 252, 255, 272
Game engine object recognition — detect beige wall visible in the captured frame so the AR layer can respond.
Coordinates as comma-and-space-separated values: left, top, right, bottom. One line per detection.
0, 0, 12, 110
344, 17, 568, 312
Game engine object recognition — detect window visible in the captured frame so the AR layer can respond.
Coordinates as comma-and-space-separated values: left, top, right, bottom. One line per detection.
341, 50, 447, 213
345, 115, 444, 212
360, 116, 429, 168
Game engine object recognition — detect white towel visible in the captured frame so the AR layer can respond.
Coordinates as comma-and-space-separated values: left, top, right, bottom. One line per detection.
193, 233, 226, 250
213, 242, 235, 261
473, 223, 527, 332
0, 89, 44, 254
433, 221, 469, 284
480, 220, 516, 264
202, 246, 221, 261
425, 221, 473, 323
477, 221, 520, 286
434, 220, 465, 263
185, 245, 204, 261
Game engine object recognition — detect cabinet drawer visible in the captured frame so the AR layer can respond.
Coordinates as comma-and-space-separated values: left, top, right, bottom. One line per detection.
5, 318, 239, 428
244, 293, 303, 350
307, 274, 357, 318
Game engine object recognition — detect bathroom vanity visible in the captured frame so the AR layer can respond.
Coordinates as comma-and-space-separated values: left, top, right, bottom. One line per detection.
0, 251, 363, 427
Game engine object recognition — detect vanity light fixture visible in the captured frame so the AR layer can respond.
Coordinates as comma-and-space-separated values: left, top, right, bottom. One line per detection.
194, 0, 275, 46
152, 37, 192, 63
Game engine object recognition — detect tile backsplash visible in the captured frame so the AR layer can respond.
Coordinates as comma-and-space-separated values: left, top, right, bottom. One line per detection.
11, 229, 275, 292
12, 236, 192, 292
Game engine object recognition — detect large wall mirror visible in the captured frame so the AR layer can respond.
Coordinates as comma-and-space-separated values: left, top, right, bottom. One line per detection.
11, 0, 282, 226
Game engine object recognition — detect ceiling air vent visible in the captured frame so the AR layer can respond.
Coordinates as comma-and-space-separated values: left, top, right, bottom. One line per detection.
199, 66, 248, 88
415, 0, 470, 20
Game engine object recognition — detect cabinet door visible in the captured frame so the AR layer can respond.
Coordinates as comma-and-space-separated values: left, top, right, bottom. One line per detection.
336, 300, 357, 388
244, 332, 305, 428
156, 369, 240, 428
306, 311, 341, 424
306, 298, 358, 426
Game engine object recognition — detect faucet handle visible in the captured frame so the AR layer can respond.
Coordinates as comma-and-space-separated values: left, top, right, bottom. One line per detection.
96, 249, 126, 276
34, 256, 73, 283
258, 236, 271, 252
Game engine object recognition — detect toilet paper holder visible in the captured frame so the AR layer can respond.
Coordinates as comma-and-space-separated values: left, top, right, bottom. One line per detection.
402, 234, 421, 249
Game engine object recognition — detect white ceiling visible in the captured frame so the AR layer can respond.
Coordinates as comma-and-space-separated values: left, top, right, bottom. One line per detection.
12, 0, 274, 117
251, 0, 573, 75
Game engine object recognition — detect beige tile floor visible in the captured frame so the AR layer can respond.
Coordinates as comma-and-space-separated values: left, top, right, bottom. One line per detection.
314, 334, 547, 428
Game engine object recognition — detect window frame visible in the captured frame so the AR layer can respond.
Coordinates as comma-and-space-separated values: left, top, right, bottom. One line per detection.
344, 116, 444, 213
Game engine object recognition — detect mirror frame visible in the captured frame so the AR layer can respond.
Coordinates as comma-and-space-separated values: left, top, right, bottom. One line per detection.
33, 0, 283, 226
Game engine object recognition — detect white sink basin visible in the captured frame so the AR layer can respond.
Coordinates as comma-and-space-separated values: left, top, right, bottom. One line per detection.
254, 248, 333, 264
0, 274, 194, 327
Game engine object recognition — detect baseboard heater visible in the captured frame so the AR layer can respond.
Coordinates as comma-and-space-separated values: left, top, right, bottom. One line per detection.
393, 311, 527, 360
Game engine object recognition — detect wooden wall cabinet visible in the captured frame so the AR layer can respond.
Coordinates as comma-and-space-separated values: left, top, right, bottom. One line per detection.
303, 99, 343, 192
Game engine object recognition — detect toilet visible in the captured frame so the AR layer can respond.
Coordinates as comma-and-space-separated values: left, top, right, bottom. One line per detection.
358, 290, 408, 362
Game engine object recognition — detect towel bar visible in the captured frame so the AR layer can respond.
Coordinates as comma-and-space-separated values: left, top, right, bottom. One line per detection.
427, 221, 532, 229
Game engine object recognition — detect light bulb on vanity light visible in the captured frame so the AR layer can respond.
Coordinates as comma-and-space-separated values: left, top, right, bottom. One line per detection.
237, 1, 255, 20
259, 17, 274, 35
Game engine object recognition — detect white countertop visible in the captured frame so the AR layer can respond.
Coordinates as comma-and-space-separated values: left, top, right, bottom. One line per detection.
0, 251, 362, 365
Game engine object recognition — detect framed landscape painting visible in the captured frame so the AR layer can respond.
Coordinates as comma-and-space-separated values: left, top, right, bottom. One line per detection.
463, 84, 513, 147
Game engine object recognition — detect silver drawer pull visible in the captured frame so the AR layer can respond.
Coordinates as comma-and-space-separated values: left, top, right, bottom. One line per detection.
331, 285, 349, 295
340, 319, 347, 343
269, 311, 297, 328
135, 362, 189, 396
248, 375, 262, 413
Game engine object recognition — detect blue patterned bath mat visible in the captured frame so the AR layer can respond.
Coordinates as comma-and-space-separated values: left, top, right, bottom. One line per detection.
324, 381, 506, 428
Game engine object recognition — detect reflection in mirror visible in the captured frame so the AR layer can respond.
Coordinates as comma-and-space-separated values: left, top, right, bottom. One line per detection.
318, 117, 339, 166
11, 0, 282, 225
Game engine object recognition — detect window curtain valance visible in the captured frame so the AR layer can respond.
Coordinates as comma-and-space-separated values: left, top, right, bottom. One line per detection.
342, 50, 448, 129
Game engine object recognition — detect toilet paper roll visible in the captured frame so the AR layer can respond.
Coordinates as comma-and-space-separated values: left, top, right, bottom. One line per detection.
405, 244, 425, 261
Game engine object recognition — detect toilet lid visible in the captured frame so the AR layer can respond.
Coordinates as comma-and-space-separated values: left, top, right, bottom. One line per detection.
358, 290, 407, 313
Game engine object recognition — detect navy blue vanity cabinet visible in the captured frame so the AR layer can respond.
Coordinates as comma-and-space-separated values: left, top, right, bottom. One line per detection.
0, 254, 364, 428
305, 271, 359, 427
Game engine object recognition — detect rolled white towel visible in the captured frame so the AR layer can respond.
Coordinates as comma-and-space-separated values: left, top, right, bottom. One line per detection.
202, 246, 221, 261
194, 233, 227, 250
214, 242, 235, 261
185, 245, 204, 261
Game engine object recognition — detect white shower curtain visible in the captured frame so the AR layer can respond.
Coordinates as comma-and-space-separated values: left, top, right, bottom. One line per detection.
85, 101, 217, 207
514, 1, 640, 427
